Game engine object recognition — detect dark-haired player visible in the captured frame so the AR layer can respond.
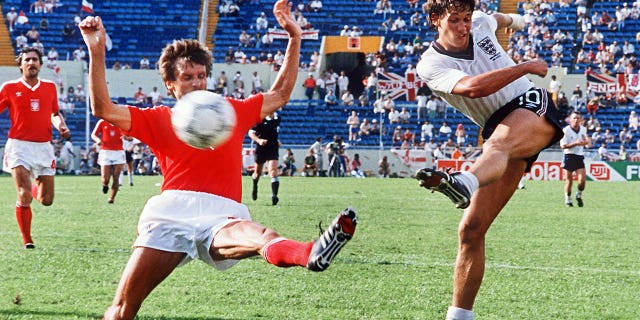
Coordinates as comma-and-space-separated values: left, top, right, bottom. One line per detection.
0, 47, 70, 249
414, 0, 564, 318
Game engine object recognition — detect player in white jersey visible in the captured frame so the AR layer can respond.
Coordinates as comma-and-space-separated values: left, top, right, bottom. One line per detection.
413, 0, 564, 319
560, 111, 590, 207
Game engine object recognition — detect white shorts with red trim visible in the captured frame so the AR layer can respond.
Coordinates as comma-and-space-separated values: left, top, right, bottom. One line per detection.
2, 138, 56, 178
98, 149, 126, 166
133, 190, 253, 270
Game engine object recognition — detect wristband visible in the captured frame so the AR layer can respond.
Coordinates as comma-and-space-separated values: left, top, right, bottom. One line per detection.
507, 13, 525, 31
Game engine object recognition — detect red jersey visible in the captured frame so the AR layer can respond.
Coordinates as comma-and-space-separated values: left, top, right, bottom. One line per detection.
93, 119, 124, 150
125, 93, 263, 202
0, 78, 59, 142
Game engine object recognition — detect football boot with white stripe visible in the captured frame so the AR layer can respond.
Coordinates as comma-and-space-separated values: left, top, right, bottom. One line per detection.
307, 207, 357, 272
416, 168, 472, 209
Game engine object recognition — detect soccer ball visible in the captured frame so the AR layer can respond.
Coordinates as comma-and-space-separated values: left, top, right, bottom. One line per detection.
171, 90, 236, 149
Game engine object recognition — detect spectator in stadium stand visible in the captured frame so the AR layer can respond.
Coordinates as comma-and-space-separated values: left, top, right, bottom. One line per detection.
224, 47, 234, 64
6, 7, 17, 32
586, 96, 601, 115
346, 110, 360, 142
47, 47, 58, 61
629, 111, 638, 131
32, 40, 44, 54
337, 71, 349, 97
303, 73, 316, 100
617, 145, 628, 161
30, 0, 45, 14
26, 26, 40, 43
139, 56, 150, 69
586, 115, 601, 133
62, 22, 75, 38
91, 119, 126, 204
340, 25, 350, 36
261, 32, 273, 48
604, 128, 615, 144
398, 107, 411, 124
238, 30, 250, 47
324, 88, 338, 107
358, 91, 369, 107
0, 47, 70, 249
73, 46, 86, 62
112, 61, 121, 70
413, 3, 565, 318
454, 123, 466, 146
341, 89, 355, 107
256, 12, 268, 30
233, 47, 247, 63
421, 120, 434, 142
228, 1, 240, 16
74, 84, 86, 102
310, 0, 322, 12
438, 121, 452, 138
618, 126, 633, 145
79, 4, 357, 319
314, 73, 326, 100
359, 118, 371, 137
591, 127, 603, 144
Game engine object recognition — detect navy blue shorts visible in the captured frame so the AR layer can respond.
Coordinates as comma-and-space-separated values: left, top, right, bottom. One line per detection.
562, 154, 585, 171
482, 88, 564, 172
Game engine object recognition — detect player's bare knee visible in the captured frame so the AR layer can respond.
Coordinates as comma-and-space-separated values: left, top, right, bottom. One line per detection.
458, 218, 486, 246
41, 196, 54, 206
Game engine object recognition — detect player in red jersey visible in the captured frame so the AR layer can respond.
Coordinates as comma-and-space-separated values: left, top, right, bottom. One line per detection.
0, 47, 70, 249
91, 119, 125, 203
80, 1, 357, 319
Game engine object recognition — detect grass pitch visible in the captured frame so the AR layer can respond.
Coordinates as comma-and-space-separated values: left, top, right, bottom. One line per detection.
0, 175, 638, 319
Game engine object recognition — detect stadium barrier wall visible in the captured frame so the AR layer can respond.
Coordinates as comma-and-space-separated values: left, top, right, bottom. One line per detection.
436, 159, 640, 182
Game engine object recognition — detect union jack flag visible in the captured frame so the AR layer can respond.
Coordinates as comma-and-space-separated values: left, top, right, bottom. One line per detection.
376, 71, 426, 101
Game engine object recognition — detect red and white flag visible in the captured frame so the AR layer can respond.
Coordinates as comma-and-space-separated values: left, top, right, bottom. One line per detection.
16, 10, 28, 24
81, 0, 94, 13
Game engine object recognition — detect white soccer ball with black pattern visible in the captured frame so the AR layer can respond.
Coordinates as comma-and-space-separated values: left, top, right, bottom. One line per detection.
171, 90, 236, 149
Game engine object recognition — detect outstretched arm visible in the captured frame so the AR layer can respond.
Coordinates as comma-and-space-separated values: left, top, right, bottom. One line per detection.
260, 0, 302, 118
79, 16, 132, 131
451, 59, 548, 98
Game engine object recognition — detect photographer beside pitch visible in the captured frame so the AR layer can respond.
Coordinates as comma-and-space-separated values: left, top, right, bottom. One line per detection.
79, 1, 356, 319
414, 0, 563, 319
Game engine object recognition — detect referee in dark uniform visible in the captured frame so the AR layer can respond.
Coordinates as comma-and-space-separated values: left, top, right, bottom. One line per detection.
248, 111, 281, 205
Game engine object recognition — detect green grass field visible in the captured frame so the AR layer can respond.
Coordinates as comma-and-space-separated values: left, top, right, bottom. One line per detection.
0, 175, 638, 319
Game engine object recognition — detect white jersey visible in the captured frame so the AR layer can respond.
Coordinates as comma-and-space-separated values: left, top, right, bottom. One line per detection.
416, 11, 534, 127
560, 125, 588, 155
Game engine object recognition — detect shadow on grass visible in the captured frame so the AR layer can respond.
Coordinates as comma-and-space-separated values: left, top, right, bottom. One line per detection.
0, 309, 238, 320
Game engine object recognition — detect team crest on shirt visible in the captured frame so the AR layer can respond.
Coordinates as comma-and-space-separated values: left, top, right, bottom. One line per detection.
30, 99, 40, 112
477, 36, 501, 61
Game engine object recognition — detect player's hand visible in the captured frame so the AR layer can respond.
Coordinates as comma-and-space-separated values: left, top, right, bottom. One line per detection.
58, 125, 71, 139
259, 139, 267, 146
273, 0, 302, 39
79, 16, 106, 52
526, 59, 548, 77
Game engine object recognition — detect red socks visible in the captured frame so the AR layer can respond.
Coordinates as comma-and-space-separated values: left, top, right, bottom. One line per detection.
262, 238, 313, 268
15, 204, 33, 245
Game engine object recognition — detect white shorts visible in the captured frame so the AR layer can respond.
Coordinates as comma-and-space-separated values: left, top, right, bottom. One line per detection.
98, 149, 125, 166
133, 190, 253, 270
2, 138, 56, 178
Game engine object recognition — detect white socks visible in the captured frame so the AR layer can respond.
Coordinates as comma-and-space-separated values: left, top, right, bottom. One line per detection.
446, 306, 474, 320
456, 171, 479, 195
